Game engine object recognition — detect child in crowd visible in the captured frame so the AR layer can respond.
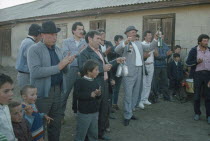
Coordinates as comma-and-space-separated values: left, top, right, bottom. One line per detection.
20, 85, 53, 141
0, 73, 17, 141
73, 60, 101, 141
168, 53, 184, 96
8, 101, 33, 141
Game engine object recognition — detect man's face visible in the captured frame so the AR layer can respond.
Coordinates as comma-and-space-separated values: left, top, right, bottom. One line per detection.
115, 38, 123, 46
10, 105, 23, 123
89, 34, 101, 49
35, 34, 42, 43
100, 32, 106, 41
42, 33, 57, 47
174, 57, 180, 62
73, 25, 84, 38
145, 33, 152, 42
0, 82, 14, 105
126, 30, 137, 41
199, 38, 209, 48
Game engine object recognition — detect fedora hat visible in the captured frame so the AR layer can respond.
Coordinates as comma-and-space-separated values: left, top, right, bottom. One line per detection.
39, 21, 61, 33
124, 26, 138, 34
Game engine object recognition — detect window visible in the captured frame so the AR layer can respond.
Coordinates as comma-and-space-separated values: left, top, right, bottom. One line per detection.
56, 23, 68, 48
0, 28, 11, 56
90, 20, 106, 31
143, 13, 175, 49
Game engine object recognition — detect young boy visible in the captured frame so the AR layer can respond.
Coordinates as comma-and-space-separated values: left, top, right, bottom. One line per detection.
20, 85, 53, 141
73, 60, 101, 141
0, 73, 17, 141
8, 101, 33, 141
168, 53, 184, 96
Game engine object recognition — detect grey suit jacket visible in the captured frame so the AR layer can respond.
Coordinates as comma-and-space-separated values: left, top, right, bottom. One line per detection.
28, 41, 67, 98
115, 40, 157, 77
62, 37, 87, 67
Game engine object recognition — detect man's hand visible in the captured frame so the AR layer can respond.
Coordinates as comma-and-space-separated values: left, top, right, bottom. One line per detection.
124, 37, 132, 45
44, 115, 54, 124
103, 64, 112, 72
167, 50, 173, 56
144, 52, 151, 59
105, 47, 112, 55
58, 53, 76, 70
111, 79, 115, 86
116, 57, 126, 64
208, 81, 210, 88
197, 58, 203, 64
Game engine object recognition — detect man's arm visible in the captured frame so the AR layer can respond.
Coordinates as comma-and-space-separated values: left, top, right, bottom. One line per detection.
186, 48, 197, 67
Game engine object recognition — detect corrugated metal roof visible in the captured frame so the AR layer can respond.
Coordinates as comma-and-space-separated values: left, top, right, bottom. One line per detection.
0, 0, 167, 23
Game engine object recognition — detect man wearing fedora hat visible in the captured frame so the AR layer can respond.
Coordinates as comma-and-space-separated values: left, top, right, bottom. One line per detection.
16, 23, 41, 88
28, 21, 75, 141
115, 26, 158, 126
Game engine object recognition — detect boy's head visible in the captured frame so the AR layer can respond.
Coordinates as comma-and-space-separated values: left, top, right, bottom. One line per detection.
173, 53, 180, 62
8, 101, 23, 123
114, 35, 123, 46
0, 74, 14, 105
174, 45, 181, 54
83, 60, 99, 78
20, 85, 37, 104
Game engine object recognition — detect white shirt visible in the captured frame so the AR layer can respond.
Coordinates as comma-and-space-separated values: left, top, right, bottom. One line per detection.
122, 41, 142, 66
132, 42, 143, 66
0, 105, 17, 141
142, 41, 154, 63
75, 40, 80, 47
100, 44, 109, 63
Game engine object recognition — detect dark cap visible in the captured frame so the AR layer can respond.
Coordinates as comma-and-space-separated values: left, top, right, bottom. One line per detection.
124, 26, 138, 34
28, 24, 41, 36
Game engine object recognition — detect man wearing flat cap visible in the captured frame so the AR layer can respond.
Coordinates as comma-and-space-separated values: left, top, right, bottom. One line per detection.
16, 24, 41, 88
115, 26, 158, 126
28, 21, 75, 141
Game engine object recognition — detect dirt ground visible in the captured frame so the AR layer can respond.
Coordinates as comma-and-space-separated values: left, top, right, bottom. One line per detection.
1, 66, 210, 141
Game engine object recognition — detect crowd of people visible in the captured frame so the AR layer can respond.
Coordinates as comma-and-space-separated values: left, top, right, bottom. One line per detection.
0, 20, 210, 141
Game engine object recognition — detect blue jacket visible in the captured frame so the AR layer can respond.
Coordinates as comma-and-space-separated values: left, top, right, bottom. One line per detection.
168, 60, 183, 80
186, 45, 210, 78
154, 43, 170, 67
16, 37, 35, 73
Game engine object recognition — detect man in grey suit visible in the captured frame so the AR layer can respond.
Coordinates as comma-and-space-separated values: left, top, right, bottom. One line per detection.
28, 21, 75, 141
115, 26, 158, 126
61, 22, 87, 122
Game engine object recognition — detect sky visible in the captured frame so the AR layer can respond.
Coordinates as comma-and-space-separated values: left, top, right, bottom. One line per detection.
0, 0, 36, 9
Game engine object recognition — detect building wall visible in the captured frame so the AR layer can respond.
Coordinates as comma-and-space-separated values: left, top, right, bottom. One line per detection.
2, 4, 210, 66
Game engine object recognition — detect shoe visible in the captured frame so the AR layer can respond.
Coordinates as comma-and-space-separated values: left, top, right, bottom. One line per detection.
124, 119, 130, 126
99, 135, 111, 140
194, 114, 200, 121
143, 100, 151, 105
131, 115, 138, 120
138, 102, 145, 109
208, 117, 210, 124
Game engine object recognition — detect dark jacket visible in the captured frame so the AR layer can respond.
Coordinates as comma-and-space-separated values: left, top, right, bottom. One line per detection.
186, 46, 210, 78
99, 40, 116, 62
72, 77, 101, 114
168, 60, 184, 81
78, 46, 117, 84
